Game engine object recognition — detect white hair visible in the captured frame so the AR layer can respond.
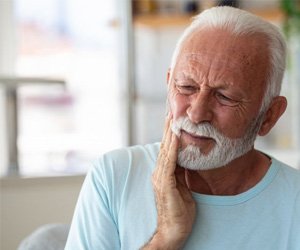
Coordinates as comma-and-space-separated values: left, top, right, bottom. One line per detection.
169, 6, 287, 113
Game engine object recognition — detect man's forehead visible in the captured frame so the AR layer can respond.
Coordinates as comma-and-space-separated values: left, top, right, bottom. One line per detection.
179, 52, 244, 72
179, 28, 268, 65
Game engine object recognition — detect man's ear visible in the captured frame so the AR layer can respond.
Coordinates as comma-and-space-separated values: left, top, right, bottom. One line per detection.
258, 96, 287, 136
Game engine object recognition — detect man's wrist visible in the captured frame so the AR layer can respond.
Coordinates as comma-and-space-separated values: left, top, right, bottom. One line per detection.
141, 231, 184, 250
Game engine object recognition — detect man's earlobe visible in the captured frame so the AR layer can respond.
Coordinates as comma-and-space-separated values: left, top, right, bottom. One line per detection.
258, 96, 287, 136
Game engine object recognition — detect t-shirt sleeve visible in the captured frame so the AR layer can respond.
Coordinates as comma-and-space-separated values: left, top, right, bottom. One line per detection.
65, 158, 120, 250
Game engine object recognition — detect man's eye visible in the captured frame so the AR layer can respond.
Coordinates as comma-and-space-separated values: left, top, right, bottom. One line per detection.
216, 92, 238, 106
177, 85, 197, 94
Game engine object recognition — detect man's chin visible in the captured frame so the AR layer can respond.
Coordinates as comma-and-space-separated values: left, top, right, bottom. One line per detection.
176, 144, 251, 171
176, 145, 220, 171
179, 142, 214, 157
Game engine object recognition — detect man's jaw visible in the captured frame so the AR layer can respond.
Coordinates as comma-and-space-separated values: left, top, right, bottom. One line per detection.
171, 116, 260, 171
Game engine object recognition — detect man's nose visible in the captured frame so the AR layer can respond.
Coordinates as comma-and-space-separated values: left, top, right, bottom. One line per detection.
186, 93, 213, 124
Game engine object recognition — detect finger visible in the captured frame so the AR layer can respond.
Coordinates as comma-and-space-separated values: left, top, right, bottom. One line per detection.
163, 117, 174, 153
155, 116, 172, 177
154, 116, 175, 190
160, 131, 179, 191
161, 113, 172, 144
165, 132, 179, 176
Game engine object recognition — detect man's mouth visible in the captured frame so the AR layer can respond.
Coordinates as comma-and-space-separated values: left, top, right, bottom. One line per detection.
181, 130, 215, 142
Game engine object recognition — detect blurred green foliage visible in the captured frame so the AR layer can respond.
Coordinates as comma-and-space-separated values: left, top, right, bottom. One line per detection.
281, 0, 300, 36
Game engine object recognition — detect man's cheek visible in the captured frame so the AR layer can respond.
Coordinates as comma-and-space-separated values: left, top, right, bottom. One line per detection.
169, 95, 187, 120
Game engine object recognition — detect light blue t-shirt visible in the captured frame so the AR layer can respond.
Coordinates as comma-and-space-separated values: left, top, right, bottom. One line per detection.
65, 143, 300, 250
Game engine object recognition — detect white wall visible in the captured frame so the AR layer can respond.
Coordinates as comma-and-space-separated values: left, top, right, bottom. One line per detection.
0, 175, 85, 250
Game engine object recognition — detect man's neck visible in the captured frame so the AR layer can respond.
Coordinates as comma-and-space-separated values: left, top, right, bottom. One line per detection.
183, 149, 271, 195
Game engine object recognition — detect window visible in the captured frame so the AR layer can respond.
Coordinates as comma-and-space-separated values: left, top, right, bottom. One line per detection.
0, 0, 129, 176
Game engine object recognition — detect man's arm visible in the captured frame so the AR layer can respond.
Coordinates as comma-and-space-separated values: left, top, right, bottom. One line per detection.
65, 163, 120, 250
142, 115, 196, 249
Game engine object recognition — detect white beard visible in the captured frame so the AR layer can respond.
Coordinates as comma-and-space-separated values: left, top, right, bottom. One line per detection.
171, 116, 264, 171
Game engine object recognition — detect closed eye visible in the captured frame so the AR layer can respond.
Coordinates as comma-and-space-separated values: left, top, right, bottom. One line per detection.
174, 78, 199, 95
176, 84, 199, 95
215, 92, 239, 106
176, 85, 198, 95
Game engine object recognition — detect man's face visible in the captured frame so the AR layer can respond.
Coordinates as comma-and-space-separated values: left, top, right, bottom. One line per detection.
168, 28, 270, 169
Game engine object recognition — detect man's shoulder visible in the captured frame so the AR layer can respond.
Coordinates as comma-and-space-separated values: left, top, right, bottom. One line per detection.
101, 142, 160, 164
272, 157, 300, 190
92, 142, 160, 175
274, 157, 300, 176
86, 143, 160, 199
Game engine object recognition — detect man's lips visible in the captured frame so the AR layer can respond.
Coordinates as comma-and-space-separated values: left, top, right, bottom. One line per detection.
181, 130, 215, 143
181, 130, 213, 139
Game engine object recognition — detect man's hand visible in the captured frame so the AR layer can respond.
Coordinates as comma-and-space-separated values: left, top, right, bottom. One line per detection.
142, 115, 196, 250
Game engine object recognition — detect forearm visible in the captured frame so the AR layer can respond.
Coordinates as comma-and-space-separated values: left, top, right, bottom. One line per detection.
141, 231, 186, 250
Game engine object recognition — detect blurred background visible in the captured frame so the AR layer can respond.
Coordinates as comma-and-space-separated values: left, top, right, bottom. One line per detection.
0, 0, 299, 249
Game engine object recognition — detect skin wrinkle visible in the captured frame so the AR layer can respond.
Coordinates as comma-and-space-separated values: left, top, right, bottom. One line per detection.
158, 27, 285, 197
170, 32, 270, 138
142, 9, 288, 248
186, 52, 247, 73
177, 53, 258, 91
173, 68, 251, 116
169, 82, 251, 137
172, 55, 254, 104
166, 28, 279, 195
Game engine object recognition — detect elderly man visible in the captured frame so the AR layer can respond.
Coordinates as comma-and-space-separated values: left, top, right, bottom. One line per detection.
65, 6, 300, 250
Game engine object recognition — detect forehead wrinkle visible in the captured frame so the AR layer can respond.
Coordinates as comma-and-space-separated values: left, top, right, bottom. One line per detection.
184, 52, 242, 72
178, 52, 249, 87
176, 56, 238, 87
175, 60, 247, 98
175, 65, 207, 85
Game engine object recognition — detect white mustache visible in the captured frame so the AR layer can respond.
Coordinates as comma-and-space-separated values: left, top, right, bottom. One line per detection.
171, 117, 223, 144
